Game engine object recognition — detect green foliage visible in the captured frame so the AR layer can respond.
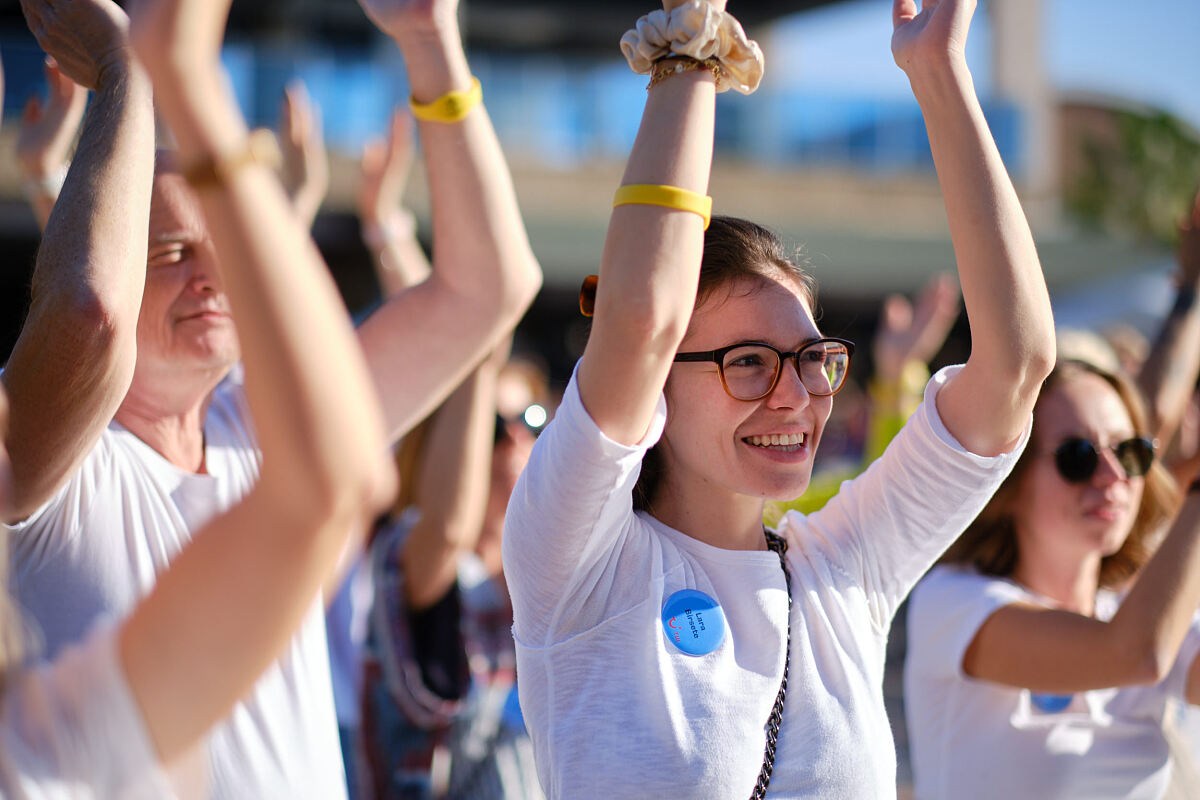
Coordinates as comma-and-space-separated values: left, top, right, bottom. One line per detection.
1067, 110, 1200, 246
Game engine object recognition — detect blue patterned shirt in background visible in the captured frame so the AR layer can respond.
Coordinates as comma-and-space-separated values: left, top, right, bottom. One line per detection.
355, 513, 543, 800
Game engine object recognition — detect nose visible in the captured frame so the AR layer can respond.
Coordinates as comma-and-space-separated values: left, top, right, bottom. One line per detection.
766, 357, 812, 410
186, 241, 224, 295
1092, 447, 1127, 486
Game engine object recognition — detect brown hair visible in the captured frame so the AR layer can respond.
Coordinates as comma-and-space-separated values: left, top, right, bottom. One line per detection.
633, 216, 819, 512
942, 360, 1180, 589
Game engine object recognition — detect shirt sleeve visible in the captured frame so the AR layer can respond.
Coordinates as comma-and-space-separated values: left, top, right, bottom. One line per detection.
2, 431, 115, 570
0, 622, 176, 798
798, 365, 1032, 630
906, 566, 1032, 681
501, 364, 667, 648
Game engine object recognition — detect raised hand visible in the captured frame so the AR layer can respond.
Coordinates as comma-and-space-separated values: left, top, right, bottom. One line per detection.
356, 0, 457, 39
18, 0, 134, 90
358, 109, 416, 229
1177, 189, 1200, 288
17, 58, 87, 183
278, 81, 329, 230
891, 0, 976, 75
872, 273, 960, 384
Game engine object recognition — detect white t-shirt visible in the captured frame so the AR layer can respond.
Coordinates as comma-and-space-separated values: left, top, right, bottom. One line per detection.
502, 365, 1028, 799
905, 564, 1200, 800
0, 623, 171, 798
5, 380, 346, 800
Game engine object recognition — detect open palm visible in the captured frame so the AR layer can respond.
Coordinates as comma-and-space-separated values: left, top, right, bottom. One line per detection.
891, 0, 976, 73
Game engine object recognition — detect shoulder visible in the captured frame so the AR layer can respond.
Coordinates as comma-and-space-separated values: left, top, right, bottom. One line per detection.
911, 564, 1030, 614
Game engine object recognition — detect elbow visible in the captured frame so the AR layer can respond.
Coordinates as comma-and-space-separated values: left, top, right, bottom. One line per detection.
498, 251, 543, 321
1123, 639, 1176, 686
1021, 342, 1056, 393
278, 450, 397, 534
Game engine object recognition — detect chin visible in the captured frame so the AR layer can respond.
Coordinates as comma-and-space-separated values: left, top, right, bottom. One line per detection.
751, 470, 813, 503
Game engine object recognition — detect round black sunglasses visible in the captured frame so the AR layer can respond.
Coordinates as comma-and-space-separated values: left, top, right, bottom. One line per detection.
1052, 436, 1155, 484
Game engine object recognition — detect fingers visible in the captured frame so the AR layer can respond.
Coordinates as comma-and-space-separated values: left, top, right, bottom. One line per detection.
893, 0, 919, 29
45, 57, 78, 101
361, 139, 385, 176
281, 82, 312, 144
384, 108, 414, 173
880, 294, 913, 333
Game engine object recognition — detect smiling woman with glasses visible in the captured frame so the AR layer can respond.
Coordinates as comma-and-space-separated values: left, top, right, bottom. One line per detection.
500, 1, 1059, 797
905, 358, 1200, 799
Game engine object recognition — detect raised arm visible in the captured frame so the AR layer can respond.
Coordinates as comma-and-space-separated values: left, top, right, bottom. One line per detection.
578, 0, 724, 445
3, 0, 153, 524
1136, 190, 1200, 444
358, 109, 431, 294
354, 0, 541, 440
402, 348, 503, 610
892, 0, 1055, 457
965, 489, 1200, 694
277, 80, 329, 231
15, 57, 88, 231
118, 0, 395, 763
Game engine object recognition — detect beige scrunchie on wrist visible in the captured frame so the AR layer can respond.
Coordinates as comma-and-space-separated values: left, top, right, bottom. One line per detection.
619, 1, 765, 95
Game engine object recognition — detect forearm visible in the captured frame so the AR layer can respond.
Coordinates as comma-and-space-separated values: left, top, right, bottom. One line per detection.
2, 64, 154, 521
1138, 281, 1200, 443
402, 365, 497, 609
366, 210, 431, 295
911, 60, 1054, 452
391, 22, 539, 321
1111, 494, 1200, 679
579, 69, 717, 444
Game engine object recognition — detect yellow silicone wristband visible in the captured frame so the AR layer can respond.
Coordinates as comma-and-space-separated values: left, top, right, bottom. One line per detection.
409, 77, 483, 123
613, 184, 713, 229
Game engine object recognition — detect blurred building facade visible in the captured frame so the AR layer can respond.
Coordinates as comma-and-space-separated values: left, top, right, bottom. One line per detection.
0, 0, 1181, 371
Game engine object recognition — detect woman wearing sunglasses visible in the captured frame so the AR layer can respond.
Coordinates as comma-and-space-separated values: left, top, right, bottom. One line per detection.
502, 0, 1055, 796
904, 358, 1200, 799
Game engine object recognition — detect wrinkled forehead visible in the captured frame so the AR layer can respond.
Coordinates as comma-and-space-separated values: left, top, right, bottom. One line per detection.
150, 156, 207, 242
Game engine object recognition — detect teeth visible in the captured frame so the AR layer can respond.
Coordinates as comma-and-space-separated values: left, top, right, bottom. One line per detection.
747, 433, 806, 447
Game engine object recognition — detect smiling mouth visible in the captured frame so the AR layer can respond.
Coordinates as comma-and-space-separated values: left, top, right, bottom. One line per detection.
744, 432, 808, 452
180, 311, 230, 322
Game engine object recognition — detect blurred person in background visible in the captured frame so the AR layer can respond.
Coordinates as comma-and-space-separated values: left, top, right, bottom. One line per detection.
3, 0, 539, 796
905, 357, 1200, 799
357, 345, 550, 800
0, 8, 395, 793
502, 0, 1055, 795
347, 105, 549, 798
15, 55, 86, 230
769, 271, 960, 521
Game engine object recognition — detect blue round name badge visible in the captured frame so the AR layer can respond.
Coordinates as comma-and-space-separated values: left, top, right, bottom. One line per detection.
661, 589, 726, 656
1031, 692, 1073, 713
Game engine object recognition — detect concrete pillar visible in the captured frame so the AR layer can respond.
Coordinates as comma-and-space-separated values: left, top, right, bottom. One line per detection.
990, 0, 1058, 198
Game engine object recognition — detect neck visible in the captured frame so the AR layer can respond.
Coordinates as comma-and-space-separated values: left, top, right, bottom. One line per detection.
114, 368, 225, 472
1011, 545, 1101, 615
652, 471, 767, 552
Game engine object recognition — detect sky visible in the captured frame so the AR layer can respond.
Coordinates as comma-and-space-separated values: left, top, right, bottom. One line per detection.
769, 0, 1200, 129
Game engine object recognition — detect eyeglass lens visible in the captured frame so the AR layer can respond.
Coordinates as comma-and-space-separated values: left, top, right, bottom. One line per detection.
1052, 437, 1155, 484
720, 342, 850, 400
